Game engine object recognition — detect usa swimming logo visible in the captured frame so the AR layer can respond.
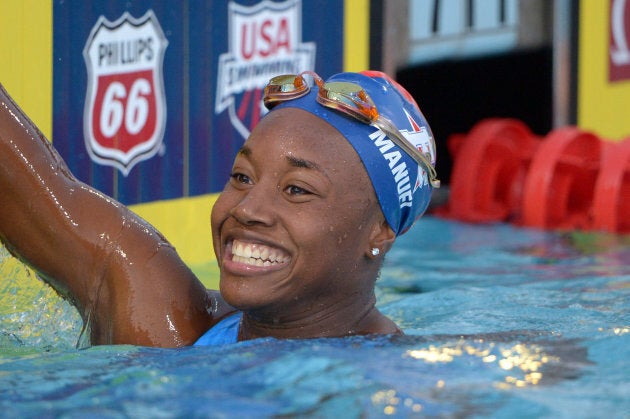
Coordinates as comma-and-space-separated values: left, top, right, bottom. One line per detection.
215, 0, 316, 139
83, 10, 168, 175
368, 109, 435, 208
401, 108, 436, 193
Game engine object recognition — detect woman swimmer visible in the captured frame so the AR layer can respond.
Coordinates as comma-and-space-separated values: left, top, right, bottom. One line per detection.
0, 71, 438, 348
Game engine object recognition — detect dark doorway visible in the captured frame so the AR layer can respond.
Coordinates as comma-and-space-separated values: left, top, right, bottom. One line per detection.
397, 47, 553, 184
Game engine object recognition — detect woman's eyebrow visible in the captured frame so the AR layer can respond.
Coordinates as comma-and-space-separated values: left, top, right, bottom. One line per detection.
238, 147, 319, 171
286, 155, 321, 171
237, 146, 252, 157
285, 155, 332, 182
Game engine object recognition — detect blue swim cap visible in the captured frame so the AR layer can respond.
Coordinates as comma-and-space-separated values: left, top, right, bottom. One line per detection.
269, 71, 437, 236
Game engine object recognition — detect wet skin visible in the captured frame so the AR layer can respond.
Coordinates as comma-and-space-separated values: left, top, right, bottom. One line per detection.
0, 84, 225, 347
0, 85, 399, 347
212, 108, 400, 340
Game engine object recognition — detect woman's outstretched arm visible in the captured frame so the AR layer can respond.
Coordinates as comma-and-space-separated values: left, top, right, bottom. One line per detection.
0, 84, 222, 347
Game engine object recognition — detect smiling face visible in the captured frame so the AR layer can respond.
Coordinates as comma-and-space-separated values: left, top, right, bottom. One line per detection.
211, 108, 388, 328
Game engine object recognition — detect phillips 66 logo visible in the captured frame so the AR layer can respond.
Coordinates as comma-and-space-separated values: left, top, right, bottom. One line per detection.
83, 10, 168, 175
215, 0, 315, 139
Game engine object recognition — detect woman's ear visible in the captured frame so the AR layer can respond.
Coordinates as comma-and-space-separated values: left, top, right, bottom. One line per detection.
367, 219, 396, 259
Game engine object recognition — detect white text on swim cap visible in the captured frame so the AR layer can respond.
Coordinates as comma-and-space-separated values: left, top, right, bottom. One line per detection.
368, 130, 413, 208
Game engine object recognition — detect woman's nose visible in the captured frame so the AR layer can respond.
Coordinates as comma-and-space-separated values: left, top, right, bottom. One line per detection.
229, 183, 276, 227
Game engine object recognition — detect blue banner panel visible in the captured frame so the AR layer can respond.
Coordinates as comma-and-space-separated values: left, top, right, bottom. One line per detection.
53, 0, 344, 205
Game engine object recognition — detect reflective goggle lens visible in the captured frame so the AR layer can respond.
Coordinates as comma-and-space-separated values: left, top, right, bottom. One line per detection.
263, 74, 310, 108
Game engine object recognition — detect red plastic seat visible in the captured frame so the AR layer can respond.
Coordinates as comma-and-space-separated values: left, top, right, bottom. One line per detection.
592, 138, 630, 233
521, 128, 602, 230
442, 119, 538, 223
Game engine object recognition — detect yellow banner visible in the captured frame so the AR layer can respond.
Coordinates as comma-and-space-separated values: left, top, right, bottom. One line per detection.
344, 0, 370, 72
0, 1, 52, 138
578, 0, 630, 141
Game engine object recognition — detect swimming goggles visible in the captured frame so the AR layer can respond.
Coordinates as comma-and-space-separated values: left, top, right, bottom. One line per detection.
263, 71, 440, 188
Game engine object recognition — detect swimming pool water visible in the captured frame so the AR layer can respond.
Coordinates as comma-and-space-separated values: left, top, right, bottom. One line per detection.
1, 216, 629, 417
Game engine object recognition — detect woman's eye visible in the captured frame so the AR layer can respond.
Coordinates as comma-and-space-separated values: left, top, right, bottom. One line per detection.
230, 172, 252, 185
285, 185, 310, 196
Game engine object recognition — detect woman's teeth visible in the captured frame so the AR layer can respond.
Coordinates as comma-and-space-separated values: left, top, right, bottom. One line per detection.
231, 239, 289, 267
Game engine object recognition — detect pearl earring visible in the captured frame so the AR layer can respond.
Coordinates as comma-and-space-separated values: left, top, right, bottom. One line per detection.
371, 248, 380, 256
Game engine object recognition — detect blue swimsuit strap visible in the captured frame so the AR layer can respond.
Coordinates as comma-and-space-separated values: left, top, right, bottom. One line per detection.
193, 311, 242, 346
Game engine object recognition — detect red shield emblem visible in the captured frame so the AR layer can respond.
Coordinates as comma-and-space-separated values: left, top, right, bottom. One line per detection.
83, 11, 168, 175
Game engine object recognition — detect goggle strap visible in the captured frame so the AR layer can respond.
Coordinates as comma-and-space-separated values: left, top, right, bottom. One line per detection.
373, 118, 441, 189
